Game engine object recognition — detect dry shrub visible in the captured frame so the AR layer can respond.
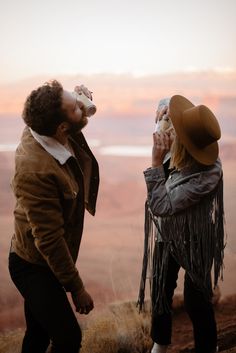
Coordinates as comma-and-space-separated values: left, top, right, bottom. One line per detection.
0, 329, 22, 353
0, 300, 152, 353
81, 300, 152, 353
0, 295, 186, 353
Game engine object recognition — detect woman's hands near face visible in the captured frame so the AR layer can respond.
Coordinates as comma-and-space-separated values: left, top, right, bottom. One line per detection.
152, 131, 174, 168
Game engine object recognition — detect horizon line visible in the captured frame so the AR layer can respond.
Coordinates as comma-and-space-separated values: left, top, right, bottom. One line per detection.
1, 67, 236, 86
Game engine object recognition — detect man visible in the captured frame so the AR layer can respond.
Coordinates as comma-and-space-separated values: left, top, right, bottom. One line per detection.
8, 80, 99, 353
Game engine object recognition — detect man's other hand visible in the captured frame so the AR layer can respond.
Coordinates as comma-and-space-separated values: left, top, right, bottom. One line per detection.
71, 288, 94, 315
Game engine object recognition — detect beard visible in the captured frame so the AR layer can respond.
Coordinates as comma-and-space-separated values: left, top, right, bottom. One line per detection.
66, 116, 88, 134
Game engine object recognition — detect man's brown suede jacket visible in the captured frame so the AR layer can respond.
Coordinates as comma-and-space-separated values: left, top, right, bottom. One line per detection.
11, 127, 99, 294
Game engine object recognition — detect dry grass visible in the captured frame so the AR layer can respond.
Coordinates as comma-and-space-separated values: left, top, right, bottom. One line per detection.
81, 300, 152, 353
0, 300, 152, 353
0, 329, 22, 353
1, 296, 236, 353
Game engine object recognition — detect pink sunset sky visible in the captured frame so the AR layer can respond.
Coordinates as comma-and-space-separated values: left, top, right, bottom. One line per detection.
0, 0, 235, 84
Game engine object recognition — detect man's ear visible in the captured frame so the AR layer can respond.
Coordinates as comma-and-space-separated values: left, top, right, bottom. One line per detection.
57, 121, 70, 133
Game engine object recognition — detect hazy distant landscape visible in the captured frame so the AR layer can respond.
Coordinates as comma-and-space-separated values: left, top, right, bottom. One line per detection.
0, 71, 236, 334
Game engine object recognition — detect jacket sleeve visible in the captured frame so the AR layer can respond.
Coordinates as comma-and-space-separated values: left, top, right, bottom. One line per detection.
144, 159, 223, 216
13, 171, 84, 293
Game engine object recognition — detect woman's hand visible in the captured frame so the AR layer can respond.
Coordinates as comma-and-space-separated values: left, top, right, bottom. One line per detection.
152, 132, 173, 168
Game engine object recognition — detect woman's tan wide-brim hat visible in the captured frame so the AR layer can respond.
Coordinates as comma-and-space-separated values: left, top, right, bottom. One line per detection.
169, 95, 221, 165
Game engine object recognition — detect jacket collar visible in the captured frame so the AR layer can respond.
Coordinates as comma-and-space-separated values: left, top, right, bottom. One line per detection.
30, 128, 72, 165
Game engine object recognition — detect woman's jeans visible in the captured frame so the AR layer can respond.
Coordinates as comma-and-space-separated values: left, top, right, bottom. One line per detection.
151, 253, 217, 353
9, 252, 82, 353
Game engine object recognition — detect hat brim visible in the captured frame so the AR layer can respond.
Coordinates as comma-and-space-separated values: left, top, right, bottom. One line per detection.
169, 95, 219, 165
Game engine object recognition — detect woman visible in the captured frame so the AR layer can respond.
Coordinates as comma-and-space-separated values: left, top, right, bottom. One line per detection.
138, 95, 225, 353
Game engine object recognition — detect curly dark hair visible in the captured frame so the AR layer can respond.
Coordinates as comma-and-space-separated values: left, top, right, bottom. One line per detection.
22, 80, 68, 136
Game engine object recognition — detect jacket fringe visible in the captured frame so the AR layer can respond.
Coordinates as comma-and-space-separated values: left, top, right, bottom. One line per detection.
137, 178, 226, 314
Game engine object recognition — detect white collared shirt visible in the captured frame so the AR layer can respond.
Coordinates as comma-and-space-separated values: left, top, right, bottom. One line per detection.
30, 128, 73, 165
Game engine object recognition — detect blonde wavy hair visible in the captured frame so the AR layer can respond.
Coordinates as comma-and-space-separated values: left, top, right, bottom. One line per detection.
169, 135, 195, 170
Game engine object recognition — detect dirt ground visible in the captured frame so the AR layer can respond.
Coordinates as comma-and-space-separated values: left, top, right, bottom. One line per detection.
167, 294, 236, 352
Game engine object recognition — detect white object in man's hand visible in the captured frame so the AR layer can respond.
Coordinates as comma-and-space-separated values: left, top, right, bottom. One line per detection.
74, 84, 93, 100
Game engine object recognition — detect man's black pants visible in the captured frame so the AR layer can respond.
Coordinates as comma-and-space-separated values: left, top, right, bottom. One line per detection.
151, 253, 217, 353
9, 252, 82, 353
